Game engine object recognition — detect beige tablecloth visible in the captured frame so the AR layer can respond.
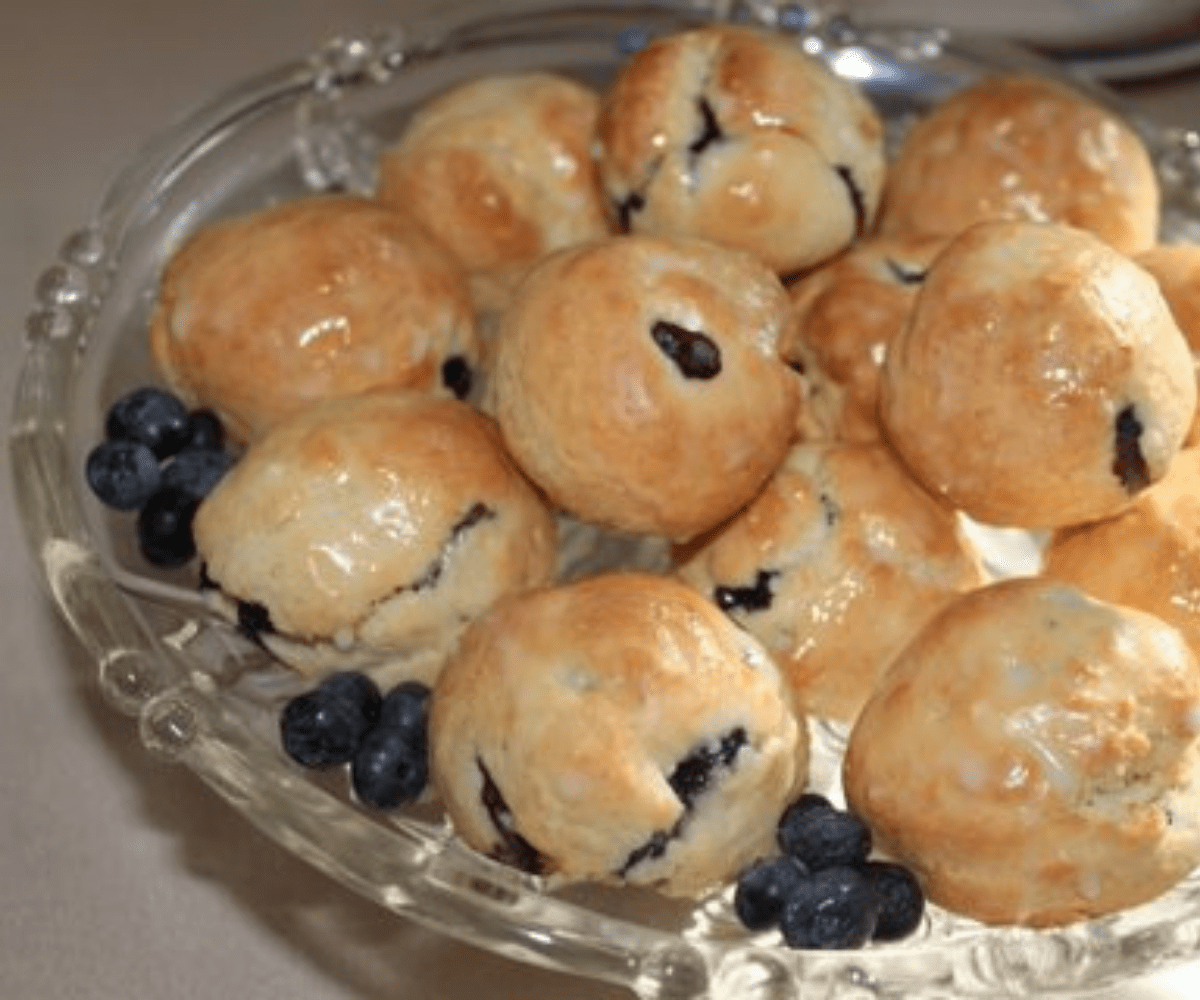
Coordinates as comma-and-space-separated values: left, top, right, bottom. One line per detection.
2, 1, 1199, 997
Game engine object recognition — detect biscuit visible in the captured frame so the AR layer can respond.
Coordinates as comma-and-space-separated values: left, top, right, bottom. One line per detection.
377, 72, 611, 313
193, 391, 557, 682
879, 73, 1160, 255
1044, 447, 1200, 660
149, 195, 479, 443
490, 233, 801, 541
677, 440, 983, 722
784, 233, 948, 442
594, 25, 885, 275
428, 572, 806, 896
879, 220, 1195, 529
844, 576, 1200, 927
1136, 243, 1200, 444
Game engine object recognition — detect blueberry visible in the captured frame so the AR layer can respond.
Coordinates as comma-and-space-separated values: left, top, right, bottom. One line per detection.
441, 356, 473, 400
280, 671, 382, 768
378, 680, 432, 733
136, 486, 200, 566
777, 796, 872, 871
161, 447, 236, 501
779, 866, 881, 950
184, 408, 226, 451
105, 387, 191, 458
86, 439, 162, 510
860, 860, 925, 941
351, 723, 429, 809
734, 855, 810, 931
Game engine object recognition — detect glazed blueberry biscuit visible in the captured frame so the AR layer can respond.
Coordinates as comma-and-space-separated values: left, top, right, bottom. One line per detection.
677, 440, 983, 723
149, 195, 479, 443
1044, 447, 1200, 659
844, 576, 1200, 928
193, 392, 558, 683
879, 73, 1160, 255
879, 220, 1195, 529
594, 25, 885, 275
784, 233, 948, 443
490, 233, 801, 541
428, 572, 806, 896
376, 72, 611, 313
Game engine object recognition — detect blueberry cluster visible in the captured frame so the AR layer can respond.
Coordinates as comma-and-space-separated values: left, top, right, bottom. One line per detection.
734, 793, 924, 949
85, 387, 236, 567
279, 671, 431, 810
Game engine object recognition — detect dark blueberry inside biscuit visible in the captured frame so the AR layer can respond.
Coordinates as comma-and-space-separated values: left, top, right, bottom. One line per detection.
651, 320, 722, 380
714, 569, 778, 613
884, 258, 926, 285
477, 759, 547, 875
819, 492, 840, 528
668, 727, 748, 808
405, 503, 496, 593
616, 192, 645, 233
834, 164, 867, 238
237, 599, 275, 640
441, 356, 473, 400
687, 97, 723, 156
1113, 404, 1151, 493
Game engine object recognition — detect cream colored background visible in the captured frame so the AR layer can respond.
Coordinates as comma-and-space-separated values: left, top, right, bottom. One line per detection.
2, 1, 1200, 998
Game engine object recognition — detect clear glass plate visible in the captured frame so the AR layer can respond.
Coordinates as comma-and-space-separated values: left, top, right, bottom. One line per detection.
12, 2, 1200, 997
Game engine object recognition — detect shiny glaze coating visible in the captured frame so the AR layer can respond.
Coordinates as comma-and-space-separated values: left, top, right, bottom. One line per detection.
193, 392, 557, 681
150, 195, 479, 443
879, 73, 1160, 255
594, 25, 885, 275
844, 576, 1200, 927
879, 220, 1195, 529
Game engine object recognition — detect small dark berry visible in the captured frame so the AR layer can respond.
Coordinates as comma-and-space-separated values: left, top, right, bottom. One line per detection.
105, 386, 191, 458
860, 860, 925, 941
779, 866, 881, 950
136, 486, 200, 566
86, 439, 162, 510
280, 671, 382, 768
734, 855, 810, 931
351, 724, 428, 809
778, 797, 871, 870
161, 447, 236, 501
441, 356, 473, 400
184, 408, 226, 451
378, 680, 432, 733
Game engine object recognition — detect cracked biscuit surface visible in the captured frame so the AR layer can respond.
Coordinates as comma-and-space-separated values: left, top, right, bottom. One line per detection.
428, 572, 806, 896
594, 25, 885, 275
193, 391, 557, 683
844, 576, 1200, 928
879, 220, 1195, 529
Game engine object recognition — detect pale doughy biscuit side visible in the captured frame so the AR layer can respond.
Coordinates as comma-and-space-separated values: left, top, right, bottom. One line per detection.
677, 440, 983, 723
193, 392, 557, 681
429, 572, 806, 896
149, 195, 479, 443
844, 576, 1200, 928
1136, 243, 1200, 445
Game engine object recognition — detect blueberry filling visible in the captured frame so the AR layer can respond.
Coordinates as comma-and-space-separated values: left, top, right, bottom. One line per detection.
441, 355, 473, 400
714, 569, 778, 614
237, 599, 274, 641
405, 503, 496, 593
651, 320, 722, 380
617, 726, 748, 877
885, 258, 926, 285
688, 96, 723, 155
1113, 404, 1151, 493
819, 491, 840, 528
616, 191, 645, 233
834, 164, 867, 238
478, 759, 547, 875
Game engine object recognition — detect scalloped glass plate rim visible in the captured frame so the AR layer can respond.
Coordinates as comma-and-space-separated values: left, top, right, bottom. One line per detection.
11, 2, 1200, 998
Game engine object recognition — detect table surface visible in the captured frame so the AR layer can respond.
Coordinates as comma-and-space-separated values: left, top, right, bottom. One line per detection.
3, 2, 1200, 998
